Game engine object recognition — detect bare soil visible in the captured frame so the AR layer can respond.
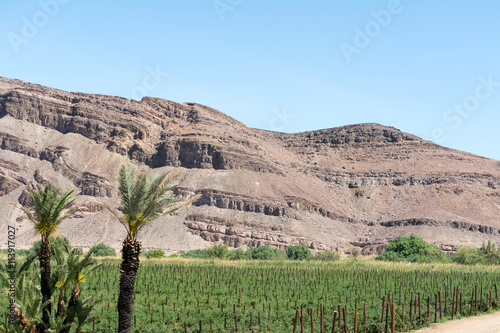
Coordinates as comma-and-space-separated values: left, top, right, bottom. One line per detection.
413, 311, 500, 333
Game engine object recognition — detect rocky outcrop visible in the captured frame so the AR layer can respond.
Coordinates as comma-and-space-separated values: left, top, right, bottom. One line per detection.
1, 133, 38, 157
266, 123, 421, 148
184, 215, 334, 251
189, 188, 287, 216
314, 171, 499, 189
381, 218, 500, 235
75, 172, 113, 197
0, 174, 21, 196
177, 188, 366, 224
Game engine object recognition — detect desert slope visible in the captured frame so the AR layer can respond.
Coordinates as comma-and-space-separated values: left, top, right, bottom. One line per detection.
1, 76, 499, 253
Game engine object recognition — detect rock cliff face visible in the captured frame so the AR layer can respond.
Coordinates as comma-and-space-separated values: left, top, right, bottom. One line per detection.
1, 76, 500, 253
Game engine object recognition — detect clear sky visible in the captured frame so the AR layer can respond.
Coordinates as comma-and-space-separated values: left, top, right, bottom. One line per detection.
1, 0, 499, 160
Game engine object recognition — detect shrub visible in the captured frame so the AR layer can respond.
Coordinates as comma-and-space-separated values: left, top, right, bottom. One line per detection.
453, 241, 500, 265
350, 247, 362, 257
30, 236, 72, 257
453, 246, 482, 265
480, 240, 500, 265
181, 249, 210, 259
91, 243, 116, 257
287, 245, 310, 260
206, 244, 229, 259
247, 245, 286, 260
377, 234, 449, 263
227, 248, 248, 260
146, 249, 165, 259
181, 245, 285, 260
308, 250, 341, 262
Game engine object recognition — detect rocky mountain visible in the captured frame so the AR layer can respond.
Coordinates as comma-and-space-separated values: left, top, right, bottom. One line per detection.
1, 76, 500, 254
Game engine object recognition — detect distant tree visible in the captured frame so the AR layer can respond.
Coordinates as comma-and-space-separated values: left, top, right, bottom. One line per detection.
91, 243, 116, 257
146, 249, 166, 259
308, 250, 341, 262
181, 249, 210, 259
227, 248, 248, 260
377, 234, 449, 263
206, 244, 229, 259
453, 246, 483, 265
479, 240, 500, 264
453, 241, 500, 265
287, 245, 311, 260
247, 245, 286, 260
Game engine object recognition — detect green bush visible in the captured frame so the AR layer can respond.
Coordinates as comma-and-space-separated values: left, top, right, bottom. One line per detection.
377, 234, 449, 263
287, 244, 310, 260
181, 245, 288, 261
453, 241, 500, 265
181, 249, 210, 259
308, 250, 341, 262
30, 236, 72, 257
247, 245, 286, 260
350, 247, 362, 257
91, 243, 116, 257
205, 244, 229, 259
227, 248, 249, 260
145, 249, 165, 259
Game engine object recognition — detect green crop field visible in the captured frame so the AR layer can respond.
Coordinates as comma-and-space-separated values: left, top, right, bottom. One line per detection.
5, 258, 497, 333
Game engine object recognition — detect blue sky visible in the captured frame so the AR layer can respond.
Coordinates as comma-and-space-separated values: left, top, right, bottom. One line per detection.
1, 0, 499, 160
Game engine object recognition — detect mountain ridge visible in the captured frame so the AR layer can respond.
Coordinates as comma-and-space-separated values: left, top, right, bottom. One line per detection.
1, 76, 499, 254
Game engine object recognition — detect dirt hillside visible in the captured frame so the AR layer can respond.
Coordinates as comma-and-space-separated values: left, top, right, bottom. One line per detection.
1, 76, 499, 253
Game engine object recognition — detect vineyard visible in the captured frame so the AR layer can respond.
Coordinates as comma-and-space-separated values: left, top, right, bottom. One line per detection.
4, 258, 497, 333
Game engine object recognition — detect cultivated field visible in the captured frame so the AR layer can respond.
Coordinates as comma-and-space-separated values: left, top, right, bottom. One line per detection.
4, 258, 497, 333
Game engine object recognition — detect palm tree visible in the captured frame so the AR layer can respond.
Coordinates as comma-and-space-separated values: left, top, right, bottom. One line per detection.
13, 184, 78, 333
51, 237, 73, 318
0, 251, 38, 332
107, 164, 198, 333
60, 243, 101, 333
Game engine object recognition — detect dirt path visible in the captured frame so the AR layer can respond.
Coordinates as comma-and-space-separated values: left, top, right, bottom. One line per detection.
413, 311, 500, 333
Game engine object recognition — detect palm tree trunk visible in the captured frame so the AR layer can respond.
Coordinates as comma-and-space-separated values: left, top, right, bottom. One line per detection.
13, 305, 31, 330
118, 236, 141, 333
60, 284, 80, 333
56, 289, 65, 318
39, 236, 51, 333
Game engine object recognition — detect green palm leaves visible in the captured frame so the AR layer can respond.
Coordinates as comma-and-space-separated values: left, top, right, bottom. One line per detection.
116, 164, 191, 238
113, 164, 197, 333
14, 185, 78, 238
11, 184, 78, 332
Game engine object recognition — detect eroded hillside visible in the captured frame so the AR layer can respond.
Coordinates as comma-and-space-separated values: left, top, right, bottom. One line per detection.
1, 76, 499, 254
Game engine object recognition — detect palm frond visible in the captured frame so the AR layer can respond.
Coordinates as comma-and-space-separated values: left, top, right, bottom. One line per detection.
106, 164, 198, 237
13, 184, 77, 238
49, 189, 75, 223
118, 164, 135, 210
